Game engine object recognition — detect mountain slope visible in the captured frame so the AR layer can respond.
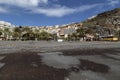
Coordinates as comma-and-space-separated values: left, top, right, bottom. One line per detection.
82, 8, 120, 29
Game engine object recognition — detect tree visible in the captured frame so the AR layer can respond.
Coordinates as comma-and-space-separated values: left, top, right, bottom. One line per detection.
13, 27, 21, 40
71, 33, 77, 40
76, 28, 86, 40
28, 29, 34, 40
0, 29, 3, 36
0, 32, 2, 36
22, 27, 35, 40
34, 29, 40, 41
22, 33, 29, 40
39, 31, 51, 40
3, 27, 12, 40
51, 33, 57, 41
12, 32, 19, 40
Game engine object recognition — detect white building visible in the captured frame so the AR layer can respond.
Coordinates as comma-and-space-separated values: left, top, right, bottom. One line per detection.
0, 21, 15, 40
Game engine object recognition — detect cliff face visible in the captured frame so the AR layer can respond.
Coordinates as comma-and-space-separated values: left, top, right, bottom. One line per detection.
82, 8, 120, 29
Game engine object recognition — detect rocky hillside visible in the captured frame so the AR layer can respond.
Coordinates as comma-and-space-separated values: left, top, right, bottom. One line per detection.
82, 8, 120, 30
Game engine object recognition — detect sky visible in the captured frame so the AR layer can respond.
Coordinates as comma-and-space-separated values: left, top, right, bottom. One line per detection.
0, 0, 120, 26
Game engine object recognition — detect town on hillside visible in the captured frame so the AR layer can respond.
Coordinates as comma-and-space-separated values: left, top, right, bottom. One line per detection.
0, 8, 120, 41
0, 20, 120, 41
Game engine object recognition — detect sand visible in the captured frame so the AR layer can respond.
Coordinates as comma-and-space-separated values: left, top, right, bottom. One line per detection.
0, 41, 120, 80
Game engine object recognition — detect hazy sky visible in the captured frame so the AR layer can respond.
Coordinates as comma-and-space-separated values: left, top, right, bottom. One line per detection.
0, 0, 120, 26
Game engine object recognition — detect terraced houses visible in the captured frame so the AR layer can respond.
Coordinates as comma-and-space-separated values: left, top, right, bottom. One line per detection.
0, 21, 83, 41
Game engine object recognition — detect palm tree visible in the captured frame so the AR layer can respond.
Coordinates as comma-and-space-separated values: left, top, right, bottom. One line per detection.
0, 32, 2, 36
28, 29, 34, 40
51, 33, 57, 41
71, 33, 77, 41
0, 29, 3, 36
3, 27, 12, 40
33, 29, 40, 41
22, 27, 35, 40
39, 31, 51, 40
76, 28, 86, 40
13, 27, 21, 40
12, 32, 20, 40
22, 27, 29, 40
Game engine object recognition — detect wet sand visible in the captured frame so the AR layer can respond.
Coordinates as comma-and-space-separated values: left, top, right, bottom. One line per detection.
0, 41, 120, 80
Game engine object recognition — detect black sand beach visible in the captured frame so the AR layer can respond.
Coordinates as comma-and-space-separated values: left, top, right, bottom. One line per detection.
0, 41, 120, 80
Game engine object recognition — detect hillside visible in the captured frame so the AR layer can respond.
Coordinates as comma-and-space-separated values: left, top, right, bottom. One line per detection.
82, 8, 120, 29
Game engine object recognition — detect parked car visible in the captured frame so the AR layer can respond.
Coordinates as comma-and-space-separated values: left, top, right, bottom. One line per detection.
57, 39, 64, 42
